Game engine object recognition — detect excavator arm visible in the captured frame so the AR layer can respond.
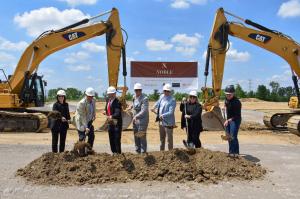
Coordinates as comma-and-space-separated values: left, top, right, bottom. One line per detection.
202, 8, 300, 131
1, 8, 127, 109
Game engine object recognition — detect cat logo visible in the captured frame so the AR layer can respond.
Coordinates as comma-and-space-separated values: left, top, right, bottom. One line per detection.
248, 33, 271, 44
62, 32, 86, 41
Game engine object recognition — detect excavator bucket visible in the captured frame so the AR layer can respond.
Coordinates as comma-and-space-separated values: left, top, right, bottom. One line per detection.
202, 106, 225, 131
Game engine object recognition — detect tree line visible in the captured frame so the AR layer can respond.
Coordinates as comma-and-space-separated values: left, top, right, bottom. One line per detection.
47, 81, 295, 102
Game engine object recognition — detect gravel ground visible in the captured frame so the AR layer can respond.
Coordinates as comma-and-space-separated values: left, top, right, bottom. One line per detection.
1, 143, 300, 199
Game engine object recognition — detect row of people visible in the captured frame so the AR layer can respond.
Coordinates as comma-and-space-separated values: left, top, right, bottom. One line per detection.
50, 83, 241, 157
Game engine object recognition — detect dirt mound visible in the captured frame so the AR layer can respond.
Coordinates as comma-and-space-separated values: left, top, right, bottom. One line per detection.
16, 148, 266, 186
240, 121, 268, 131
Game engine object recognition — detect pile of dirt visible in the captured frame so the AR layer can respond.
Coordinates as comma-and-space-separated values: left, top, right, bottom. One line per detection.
16, 148, 266, 186
240, 121, 268, 131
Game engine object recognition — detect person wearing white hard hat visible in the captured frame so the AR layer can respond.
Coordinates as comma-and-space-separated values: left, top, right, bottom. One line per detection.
180, 90, 203, 148
131, 83, 149, 154
50, 89, 70, 153
151, 83, 176, 151
104, 86, 123, 154
74, 87, 96, 149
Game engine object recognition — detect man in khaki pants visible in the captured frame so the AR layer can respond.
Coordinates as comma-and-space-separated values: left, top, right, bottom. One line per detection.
151, 84, 176, 151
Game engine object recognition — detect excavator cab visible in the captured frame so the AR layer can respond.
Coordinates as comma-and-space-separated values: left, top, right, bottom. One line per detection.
20, 72, 45, 107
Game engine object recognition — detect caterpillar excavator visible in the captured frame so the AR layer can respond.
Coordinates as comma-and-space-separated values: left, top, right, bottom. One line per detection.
0, 8, 132, 132
202, 8, 300, 135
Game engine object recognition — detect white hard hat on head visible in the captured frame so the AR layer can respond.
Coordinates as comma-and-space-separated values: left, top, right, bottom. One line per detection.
163, 83, 172, 91
85, 87, 95, 97
107, 86, 116, 94
134, 83, 142, 90
189, 90, 198, 97
57, 89, 66, 96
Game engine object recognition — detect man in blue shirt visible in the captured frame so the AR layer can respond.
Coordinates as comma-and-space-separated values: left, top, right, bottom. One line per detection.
151, 84, 176, 151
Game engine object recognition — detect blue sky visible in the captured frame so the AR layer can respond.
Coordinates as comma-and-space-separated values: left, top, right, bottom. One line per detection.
0, 0, 300, 94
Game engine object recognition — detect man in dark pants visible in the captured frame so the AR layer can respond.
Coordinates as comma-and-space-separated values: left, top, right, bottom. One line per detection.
223, 85, 242, 158
105, 86, 123, 154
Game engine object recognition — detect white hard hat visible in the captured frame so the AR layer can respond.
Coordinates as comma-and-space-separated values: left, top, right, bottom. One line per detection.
57, 89, 66, 96
134, 83, 142, 90
163, 83, 172, 91
189, 90, 198, 97
107, 86, 116, 94
85, 87, 95, 97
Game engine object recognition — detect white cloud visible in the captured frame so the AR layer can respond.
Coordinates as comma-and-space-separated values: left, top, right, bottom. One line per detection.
146, 39, 173, 51
269, 70, 292, 82
171, 33, 201, 46
278, 0, 300, 18
39, 67, 55, 79
202, 43, 250, 62
171, 33, 202, 56
67, 64, 91, 71
64, 51, 90, 64
0, 37, 28, 51
81, 42, 105, 53
14, 7, 90, 37
0, 52, 17, 69
170, 0, 207, 9
58, 0, 97, 7
171, 0, 190, 9
175, 46, 197, 56
133, 51, 140, 55
227, 48, 250, 62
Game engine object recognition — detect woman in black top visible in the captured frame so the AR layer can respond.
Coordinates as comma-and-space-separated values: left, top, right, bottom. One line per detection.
51, 90, 70, 153
180, 91, 203, 148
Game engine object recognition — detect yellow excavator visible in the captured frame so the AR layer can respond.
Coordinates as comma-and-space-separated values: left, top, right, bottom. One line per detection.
0, 8, 132, 132
202, 8, 300, 135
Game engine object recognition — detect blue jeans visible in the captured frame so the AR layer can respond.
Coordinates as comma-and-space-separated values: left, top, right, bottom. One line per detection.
226, 119, 241, 154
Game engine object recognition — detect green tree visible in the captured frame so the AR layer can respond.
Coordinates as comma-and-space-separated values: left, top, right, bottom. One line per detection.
247, 90, 255, 98
148, 89, 160, 101
269, 81, 280, 101
66, 88, 83, 100
235, 84, 246, 98
256, 85, 270, 100
125, 92, 133, 101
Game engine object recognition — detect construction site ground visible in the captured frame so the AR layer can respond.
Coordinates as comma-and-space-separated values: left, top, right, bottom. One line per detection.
1, 100, 300, 198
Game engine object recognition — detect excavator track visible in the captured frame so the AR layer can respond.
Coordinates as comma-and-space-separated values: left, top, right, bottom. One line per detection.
263, 112, 294, 130
287, 115, 300, 136
0, 111, 48, 132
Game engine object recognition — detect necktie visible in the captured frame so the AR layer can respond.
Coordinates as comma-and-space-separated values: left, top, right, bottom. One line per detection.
107, 100, 111, 116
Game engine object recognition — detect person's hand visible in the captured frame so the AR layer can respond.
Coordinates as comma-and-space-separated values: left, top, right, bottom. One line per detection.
224, 119, 231, 127
185, 115, 191, 119
107, 115, 112, 120
85, 128, 90, 133
182, 97, 187, 102
61, 117, 67, 122
102, 111, 106, 115
159, 115, 163, 120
